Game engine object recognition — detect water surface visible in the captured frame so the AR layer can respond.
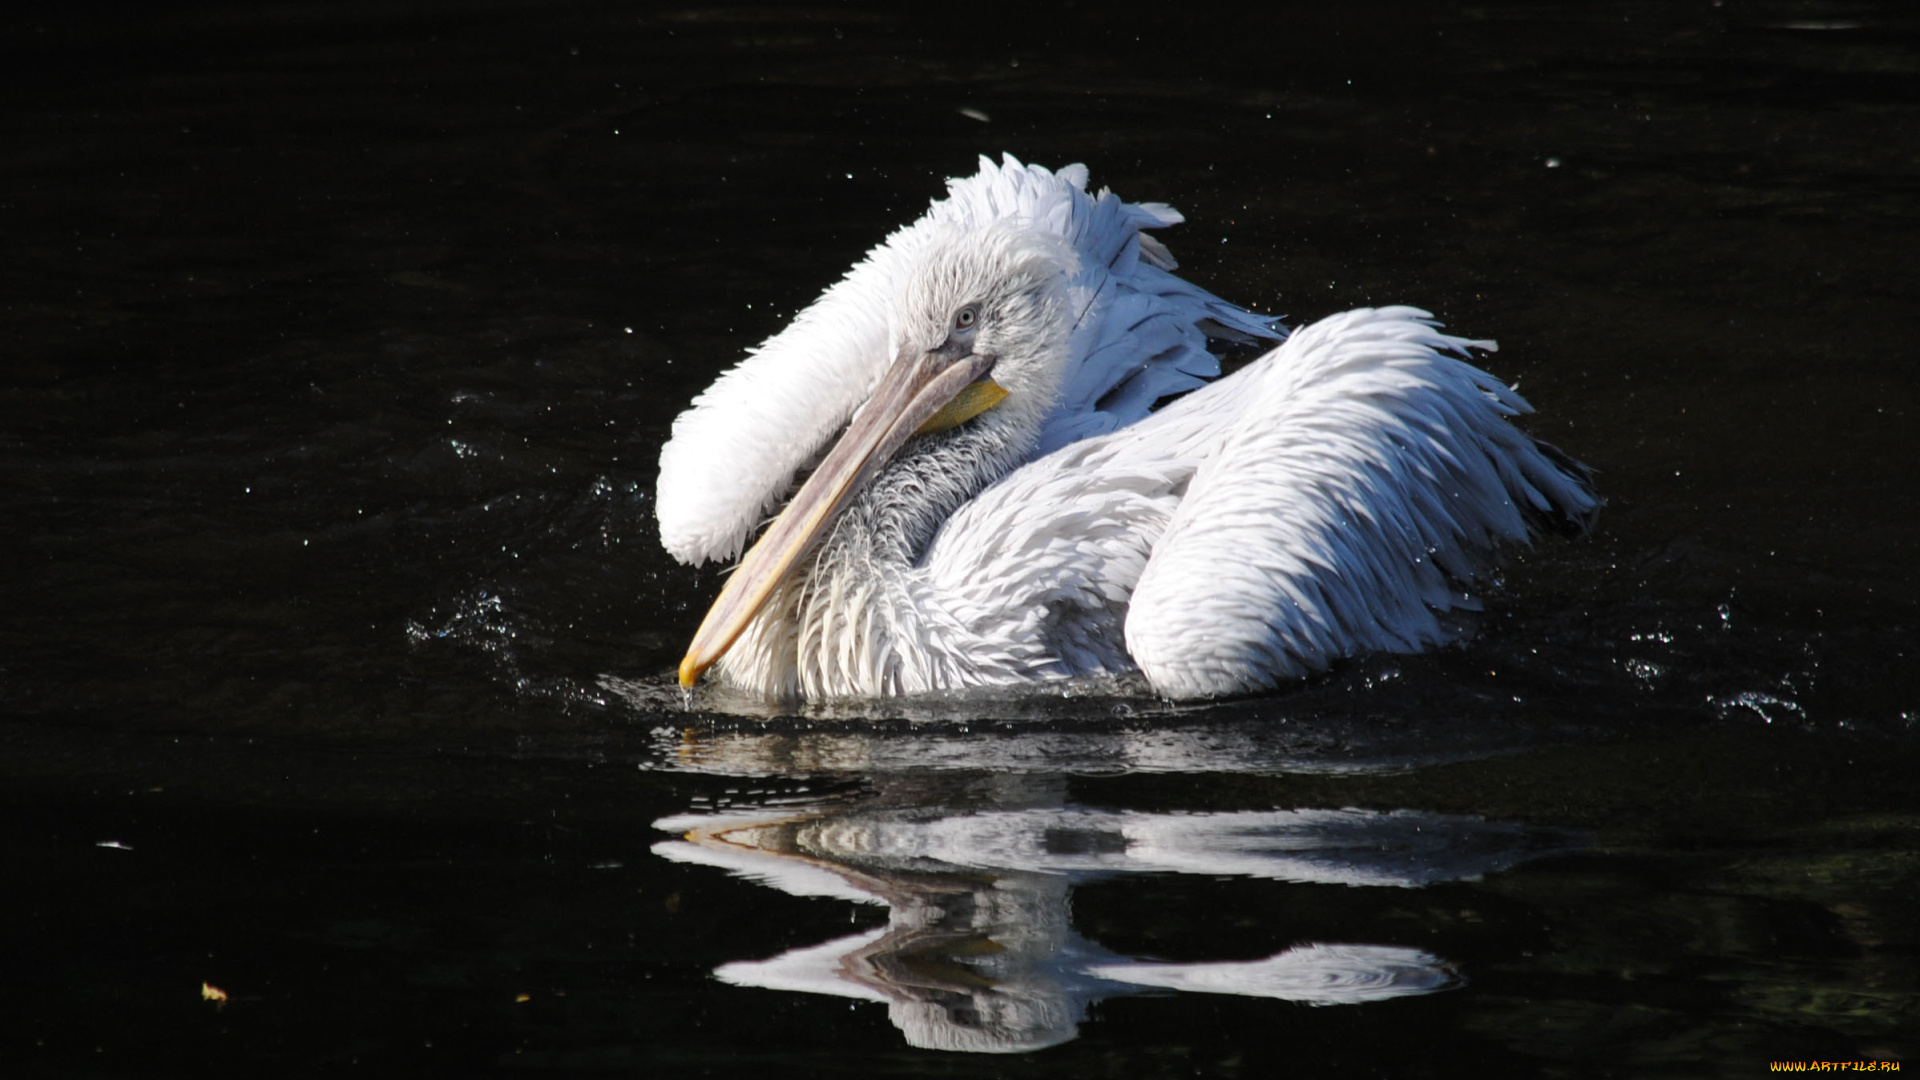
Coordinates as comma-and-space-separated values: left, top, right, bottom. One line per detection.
3, 1, 1916, 1074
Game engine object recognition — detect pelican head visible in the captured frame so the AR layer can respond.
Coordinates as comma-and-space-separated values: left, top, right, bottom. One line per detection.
679, 224, 1079, 688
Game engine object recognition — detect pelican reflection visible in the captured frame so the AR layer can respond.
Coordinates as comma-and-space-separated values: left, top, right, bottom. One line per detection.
655, 790, 1579, 1053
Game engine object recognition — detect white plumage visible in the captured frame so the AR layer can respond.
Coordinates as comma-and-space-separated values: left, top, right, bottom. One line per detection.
657, 155, 1597, 701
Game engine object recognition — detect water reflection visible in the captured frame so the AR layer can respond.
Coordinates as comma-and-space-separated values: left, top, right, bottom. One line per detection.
654, 767, 1582, 1053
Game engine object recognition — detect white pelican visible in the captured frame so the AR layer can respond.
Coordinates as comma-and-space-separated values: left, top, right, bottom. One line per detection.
657, 155, 1598, 701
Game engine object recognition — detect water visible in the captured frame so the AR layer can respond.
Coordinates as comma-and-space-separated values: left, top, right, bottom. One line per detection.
4, 1, 1916, 1074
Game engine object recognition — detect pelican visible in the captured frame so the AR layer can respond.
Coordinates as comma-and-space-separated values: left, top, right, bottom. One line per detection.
657, 155, 1598, 701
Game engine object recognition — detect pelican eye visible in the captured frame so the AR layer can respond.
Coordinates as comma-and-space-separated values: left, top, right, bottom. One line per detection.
953, 304, 979, 332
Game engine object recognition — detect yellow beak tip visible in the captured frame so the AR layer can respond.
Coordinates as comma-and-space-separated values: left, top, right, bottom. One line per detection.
678, 655, 703, 689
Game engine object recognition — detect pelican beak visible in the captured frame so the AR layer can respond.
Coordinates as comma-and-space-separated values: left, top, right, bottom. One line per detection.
678, 345, 1002, 688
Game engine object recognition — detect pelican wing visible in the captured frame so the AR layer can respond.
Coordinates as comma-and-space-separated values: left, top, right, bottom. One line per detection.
1125, 306, 1597, 697
925, 306, 1597, 699
656, 154, 1278, 566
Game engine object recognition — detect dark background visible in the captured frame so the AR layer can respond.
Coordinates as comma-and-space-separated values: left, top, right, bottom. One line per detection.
3, 1, 1916, 1075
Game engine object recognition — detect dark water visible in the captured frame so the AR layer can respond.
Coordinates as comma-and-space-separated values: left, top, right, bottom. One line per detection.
4, 1, 1917, 1074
